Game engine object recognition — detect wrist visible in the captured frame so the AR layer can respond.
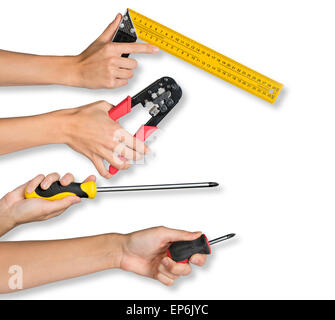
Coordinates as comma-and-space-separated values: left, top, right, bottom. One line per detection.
104, 233, 127, 269
50, 55, 82, 87
39, 109, 73, 145
0, 198, 16, 237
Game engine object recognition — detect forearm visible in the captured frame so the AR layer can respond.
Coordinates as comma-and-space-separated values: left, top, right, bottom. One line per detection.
0, 50, 80, 86
0, 233, 124, 293
0, 110, 69, 155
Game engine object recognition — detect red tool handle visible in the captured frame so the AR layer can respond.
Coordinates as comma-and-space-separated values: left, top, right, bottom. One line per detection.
108, 96, 132, 121
108, 97, 158, 175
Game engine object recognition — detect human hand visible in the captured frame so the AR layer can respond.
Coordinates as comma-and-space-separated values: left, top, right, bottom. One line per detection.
0, 173, 95, 236
63, 100, 150, 179
74, 13, 159, 89
120, 227, 207, 286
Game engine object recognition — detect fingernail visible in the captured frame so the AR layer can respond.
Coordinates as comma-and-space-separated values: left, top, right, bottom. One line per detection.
152, 46, 159, 53
192, 258, 199, 264
26, 187, 33, 193
41, 182, 48, 189
162, 258, 169, 266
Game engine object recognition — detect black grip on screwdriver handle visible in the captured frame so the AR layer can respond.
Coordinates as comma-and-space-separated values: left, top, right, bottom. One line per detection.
24, 181, 97, 201
167, 235, 211, 263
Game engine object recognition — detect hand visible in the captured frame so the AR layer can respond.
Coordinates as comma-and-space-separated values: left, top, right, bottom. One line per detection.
0, 173, 95, 236
63, 100, 150, 179
74, 13, 159, 89
120, 227, 207, 286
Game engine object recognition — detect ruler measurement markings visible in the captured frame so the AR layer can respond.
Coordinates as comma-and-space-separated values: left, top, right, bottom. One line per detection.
211, 60, 271, 91
135, 11, 260, 92
210, 57, 273, 92
129, 9, 282, 103
161, 28, 274, 92
211, 55, 274, 89
159, 32, 271, 95
133, 10, 280, 91
135, 25, 165, 40
135, 21, 201, 56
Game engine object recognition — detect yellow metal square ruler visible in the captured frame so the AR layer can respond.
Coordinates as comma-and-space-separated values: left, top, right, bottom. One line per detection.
116, 9, 283, 104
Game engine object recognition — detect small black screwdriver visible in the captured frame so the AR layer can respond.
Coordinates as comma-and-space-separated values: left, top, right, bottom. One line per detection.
167, 233, 236, 263
25, 181, 219, 201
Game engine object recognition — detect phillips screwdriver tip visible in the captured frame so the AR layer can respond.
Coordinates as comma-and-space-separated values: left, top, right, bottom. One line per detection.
208, 233, 236, 246
226, 233, 236, 239
209, 182, 219, 187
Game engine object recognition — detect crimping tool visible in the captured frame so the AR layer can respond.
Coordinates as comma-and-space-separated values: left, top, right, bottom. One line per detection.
108, 76, 182, 175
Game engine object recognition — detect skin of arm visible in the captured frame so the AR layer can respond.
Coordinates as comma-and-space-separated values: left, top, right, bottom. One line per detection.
0, 14, 159, 88
0, 100, 150, 179
0, 227, 207, 293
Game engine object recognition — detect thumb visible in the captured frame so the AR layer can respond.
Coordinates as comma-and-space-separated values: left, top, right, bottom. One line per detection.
99, 13, 122, 42
162, 227, 203, 243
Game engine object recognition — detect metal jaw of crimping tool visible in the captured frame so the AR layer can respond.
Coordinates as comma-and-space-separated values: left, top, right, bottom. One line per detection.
108, 77, 183, 175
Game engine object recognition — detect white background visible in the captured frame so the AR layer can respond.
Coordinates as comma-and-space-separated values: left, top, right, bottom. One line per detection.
0, 0, 334, 300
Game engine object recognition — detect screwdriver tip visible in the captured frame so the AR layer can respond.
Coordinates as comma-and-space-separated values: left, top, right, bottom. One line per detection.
209, 182, 219, 187
227, 233, 236, 239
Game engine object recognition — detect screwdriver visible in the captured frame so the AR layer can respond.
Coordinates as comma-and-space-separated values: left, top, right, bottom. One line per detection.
24, 181, 219, 201
167, 233, 236, 263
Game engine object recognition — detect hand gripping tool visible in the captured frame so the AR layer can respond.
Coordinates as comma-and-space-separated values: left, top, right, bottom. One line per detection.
108, 76, 182, 175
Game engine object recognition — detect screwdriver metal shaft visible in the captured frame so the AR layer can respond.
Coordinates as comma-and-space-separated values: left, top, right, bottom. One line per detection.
208, 233, 236, 246
97, 182, 219, 193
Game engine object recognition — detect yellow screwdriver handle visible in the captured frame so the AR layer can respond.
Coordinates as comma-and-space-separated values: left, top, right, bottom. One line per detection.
25, 181, 97, 201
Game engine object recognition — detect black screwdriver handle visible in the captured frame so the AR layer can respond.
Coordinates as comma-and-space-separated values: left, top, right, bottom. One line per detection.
167, 235, 211, 263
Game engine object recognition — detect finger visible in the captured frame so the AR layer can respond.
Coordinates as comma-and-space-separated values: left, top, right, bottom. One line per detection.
114, 42, 159, 55
158, 263, 179, 280
60, 173, 75, 186
115, 128, 150, 154
189, 254, 207, 267
98, 14, 122, 42
83, 175, 97, 183
100, 148, 131, 170
114, 144, 143, 161
95, 100, 113, 112
114, 68, 134, 80
40, 173, 61, 190
91, 156, 113, 179
41, 196, 81, 214
113, 79, 128, 88
41, 209, 67, 221
161, 257, 192, 276
113, 57, 138, 69
158, 227, 203, 243
156, 273, 174, 286
25, 174, 45, 193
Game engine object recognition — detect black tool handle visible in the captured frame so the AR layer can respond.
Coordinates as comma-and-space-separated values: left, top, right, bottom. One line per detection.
167, 235, 211, 263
